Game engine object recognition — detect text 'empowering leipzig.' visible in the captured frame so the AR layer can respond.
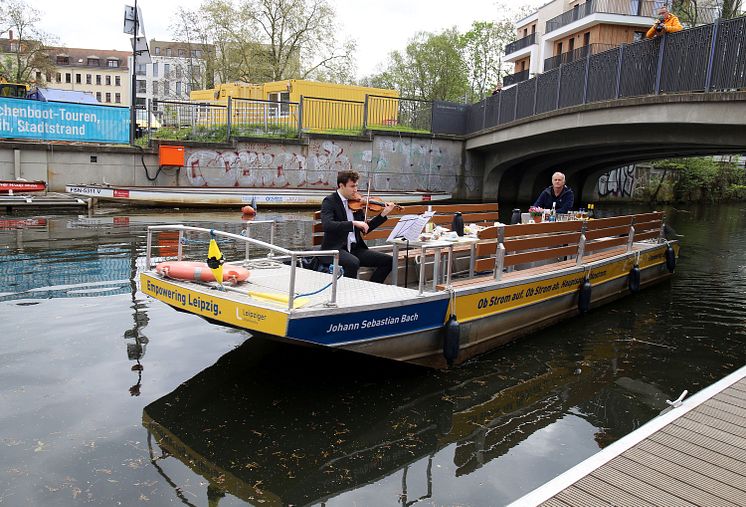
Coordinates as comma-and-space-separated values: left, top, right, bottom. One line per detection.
140, 211, 679, 368
0, 98, 129, 144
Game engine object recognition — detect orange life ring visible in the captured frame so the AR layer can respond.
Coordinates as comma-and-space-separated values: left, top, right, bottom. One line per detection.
156, 261, 250, 284
241, 205, 256, 216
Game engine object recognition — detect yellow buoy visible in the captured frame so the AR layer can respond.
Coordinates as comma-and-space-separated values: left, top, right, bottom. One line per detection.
206, 238, 224, 285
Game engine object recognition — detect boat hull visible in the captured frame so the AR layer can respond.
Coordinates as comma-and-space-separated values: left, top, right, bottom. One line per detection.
66, 184, 451, 208
140, 241, 678, 368
0, 180, 46, 193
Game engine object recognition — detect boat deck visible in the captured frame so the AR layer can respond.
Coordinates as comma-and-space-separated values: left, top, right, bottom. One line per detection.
509, 364, 746, 506
220, 260, 438, 311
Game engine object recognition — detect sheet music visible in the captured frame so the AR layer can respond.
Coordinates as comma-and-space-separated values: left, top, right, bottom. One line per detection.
387, 211, 435, 242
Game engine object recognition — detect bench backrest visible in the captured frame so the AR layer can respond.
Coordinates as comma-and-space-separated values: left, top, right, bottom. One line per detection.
312, 202, 499, 246
473, 211, 665, 274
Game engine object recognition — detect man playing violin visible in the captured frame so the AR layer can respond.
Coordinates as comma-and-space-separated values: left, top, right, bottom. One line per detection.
320, 170, 397, 283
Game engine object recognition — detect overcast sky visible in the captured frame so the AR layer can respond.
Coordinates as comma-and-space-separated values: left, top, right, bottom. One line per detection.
28, 0, 540, 78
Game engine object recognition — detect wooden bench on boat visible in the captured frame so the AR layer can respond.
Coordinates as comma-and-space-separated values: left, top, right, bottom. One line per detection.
438, 212, 665, 290
311, 202, 499, 248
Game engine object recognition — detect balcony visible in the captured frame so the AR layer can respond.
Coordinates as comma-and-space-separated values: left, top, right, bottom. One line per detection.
505, 32, 536, 56
545, 0, 719, 33
544, 43, 615, 72
503, 69, 530, 87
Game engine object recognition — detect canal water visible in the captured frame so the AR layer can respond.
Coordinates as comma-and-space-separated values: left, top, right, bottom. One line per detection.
1, 203, 744, 506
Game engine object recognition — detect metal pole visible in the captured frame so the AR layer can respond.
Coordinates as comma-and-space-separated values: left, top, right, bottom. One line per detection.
615, 44, 625, 99
555, 65, 563, 110
363, 94, 369, 131
582, 49, 591, 103
654, 35, 667, 95
532, 75, 539, 115
129, 0, 138, 145
704, 18, 720, 92
226, 96, 232, 140
297, 95, 304, 138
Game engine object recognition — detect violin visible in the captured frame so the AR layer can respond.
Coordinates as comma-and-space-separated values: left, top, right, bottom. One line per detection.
348, 192, 403, 213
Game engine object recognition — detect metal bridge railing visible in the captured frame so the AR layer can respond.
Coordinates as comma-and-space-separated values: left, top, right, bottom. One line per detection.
467, 15, 746, 135
366, 95, 432, 133
544, 43, 615, 72
301, 96, 365, 135
230, 97, 301, 138
151, 99, 229, 143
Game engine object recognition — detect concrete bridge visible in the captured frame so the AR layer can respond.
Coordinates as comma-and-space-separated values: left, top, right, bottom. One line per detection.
461, 15, 746, 205
466, 92, 746, 205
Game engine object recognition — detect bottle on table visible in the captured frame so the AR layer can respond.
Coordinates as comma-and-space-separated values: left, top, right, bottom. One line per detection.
549, 201, 557, 222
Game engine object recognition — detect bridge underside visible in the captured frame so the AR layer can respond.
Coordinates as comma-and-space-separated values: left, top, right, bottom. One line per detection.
468, 95, 746, 207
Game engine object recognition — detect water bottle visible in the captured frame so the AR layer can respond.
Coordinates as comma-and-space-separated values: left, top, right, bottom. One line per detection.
510, 208, 521, 225
549, 202, 557, 222
452, 212, 464, 236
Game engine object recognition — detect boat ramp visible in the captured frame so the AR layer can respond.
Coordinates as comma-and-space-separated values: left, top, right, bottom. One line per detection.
509, 364, 746, 506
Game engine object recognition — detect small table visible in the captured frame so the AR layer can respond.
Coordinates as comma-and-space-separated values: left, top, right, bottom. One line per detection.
389, 236, 478, 292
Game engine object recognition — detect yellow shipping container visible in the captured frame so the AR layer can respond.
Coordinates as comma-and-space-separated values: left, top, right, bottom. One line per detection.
189, 80, 400, 133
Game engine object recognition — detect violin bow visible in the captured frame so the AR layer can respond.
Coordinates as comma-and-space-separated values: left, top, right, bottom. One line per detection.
364, 176, 372, 222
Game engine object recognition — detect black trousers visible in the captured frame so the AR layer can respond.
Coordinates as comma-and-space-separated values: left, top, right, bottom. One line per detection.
338, 246, 392, 283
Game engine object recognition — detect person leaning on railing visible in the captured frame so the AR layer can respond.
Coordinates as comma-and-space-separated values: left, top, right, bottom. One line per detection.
646, 5, 683, 38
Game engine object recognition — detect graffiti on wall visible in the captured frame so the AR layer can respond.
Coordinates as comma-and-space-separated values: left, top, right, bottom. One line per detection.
184, 137, 471, 195
597, 165, 637, 198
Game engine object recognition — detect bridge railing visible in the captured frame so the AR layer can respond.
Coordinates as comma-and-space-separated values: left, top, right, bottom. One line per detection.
467, 15, 746, 134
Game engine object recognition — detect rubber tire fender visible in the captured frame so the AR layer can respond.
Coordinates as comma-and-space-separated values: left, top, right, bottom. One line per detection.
628, 265, 641, 293
665, 245, 676, 273
443, 315, 461, 367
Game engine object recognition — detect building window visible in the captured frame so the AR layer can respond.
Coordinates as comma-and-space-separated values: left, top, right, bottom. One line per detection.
106, 75, 111, 86
191, 50, 197, 58
152, 63, 159, 77
584, 32, 591, 46
174, 67, 182, 79
115, 93, 121, 103
105, 92, 111, 103
176, 81, 182, 95
154, 47, 161, 55
56, 55, 69, 65
152, 81, 159, 95
56, 73, 61, 82
166, 48, 172, 56
96, 92, 102, 101
137, 80, 146, 93
136, 97, 146, 107
195, 49, 202, 58
136, 63, 146, 76
75, 73, 81, 84
46, 73, 52, 82
178, 48, 186, 57
65, 73, 71, 83
268, 92, 290, 117
35, 71, 42, 81
163, 63, 170, 77
87, 58, 99, 66
163, 81, 170, 94
96, 75, 102, 85
556, 42, 563, 55
116, 76, 121, 86
107, 59, 119, 68
86, 74, 92, 84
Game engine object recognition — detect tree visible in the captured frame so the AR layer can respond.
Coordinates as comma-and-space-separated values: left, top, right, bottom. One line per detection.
460, 20, 514, 102
367, 28, 468, 102
237, 0, 355, 82
721, 0, 744, 18
0, 0, 56, 84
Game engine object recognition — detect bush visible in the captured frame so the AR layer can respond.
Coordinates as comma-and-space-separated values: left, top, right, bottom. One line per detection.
654, 157, 746, 202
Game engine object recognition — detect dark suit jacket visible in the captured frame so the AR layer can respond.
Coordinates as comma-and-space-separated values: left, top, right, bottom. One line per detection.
320, 191, 387, 252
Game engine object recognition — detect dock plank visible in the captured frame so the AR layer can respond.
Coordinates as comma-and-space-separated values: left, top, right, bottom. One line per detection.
707, 398, 746, 419
715, 391, 746, 410
573, 474, 655, 506
607, 455, 734, 506
660, 423, 746, 463
623, 446, 745, 505
680, 409, 746, 439
639, 438, 746, 489
554, 484, 611, 506
590, 465, 697, 507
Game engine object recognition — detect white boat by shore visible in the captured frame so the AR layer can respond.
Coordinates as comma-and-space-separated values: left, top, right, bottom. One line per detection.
65, 184, 451, 208
139, 211, 678, 368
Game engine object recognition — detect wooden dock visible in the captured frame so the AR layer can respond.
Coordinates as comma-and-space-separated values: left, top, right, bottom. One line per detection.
0, 192, 91, 211
509, 364, 746, 507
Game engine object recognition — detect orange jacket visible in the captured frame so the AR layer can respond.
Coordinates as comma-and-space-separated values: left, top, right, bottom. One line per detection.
646, 14, 683, 38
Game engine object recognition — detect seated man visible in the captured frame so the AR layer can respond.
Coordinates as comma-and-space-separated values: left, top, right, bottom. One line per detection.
320, 170, 397, 283
533, 171, 574, 214
646, 5, 683, 38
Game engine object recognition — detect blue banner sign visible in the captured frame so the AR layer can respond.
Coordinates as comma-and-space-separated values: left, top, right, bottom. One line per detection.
0, 97, 129, 144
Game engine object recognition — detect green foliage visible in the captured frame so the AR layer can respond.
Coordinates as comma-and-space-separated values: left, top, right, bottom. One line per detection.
459, 20, 514, 102
654, 157, 746, 202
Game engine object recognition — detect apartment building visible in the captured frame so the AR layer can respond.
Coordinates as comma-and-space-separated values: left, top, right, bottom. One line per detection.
132, 40, 213, 109
44, 47, 131, 105
502, 0, 717, 87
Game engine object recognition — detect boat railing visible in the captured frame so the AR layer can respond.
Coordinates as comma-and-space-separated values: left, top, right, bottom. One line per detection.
145, 223, 342, 310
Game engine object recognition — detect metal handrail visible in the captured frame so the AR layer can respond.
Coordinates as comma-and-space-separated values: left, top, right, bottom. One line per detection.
544, 43, 615, 72
504, 70, 530, 87
145, 224, 341, 310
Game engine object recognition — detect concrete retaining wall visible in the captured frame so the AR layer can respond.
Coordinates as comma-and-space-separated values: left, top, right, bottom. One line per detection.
0, 133, 480, 200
